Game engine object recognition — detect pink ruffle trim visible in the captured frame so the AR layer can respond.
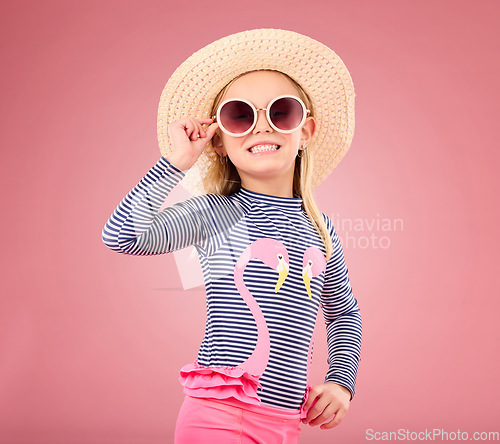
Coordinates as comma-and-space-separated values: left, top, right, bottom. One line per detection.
178, 361, 263, 406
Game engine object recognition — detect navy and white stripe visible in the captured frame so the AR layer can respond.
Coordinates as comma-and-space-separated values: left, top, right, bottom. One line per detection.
102, 156, 362, 410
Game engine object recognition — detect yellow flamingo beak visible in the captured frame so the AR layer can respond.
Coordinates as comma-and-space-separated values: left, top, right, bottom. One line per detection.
303, 275, 312, 299
302, 266, 312, 299
274, 259, 289, 292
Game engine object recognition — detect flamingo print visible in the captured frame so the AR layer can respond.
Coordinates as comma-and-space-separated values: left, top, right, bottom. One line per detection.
235, 238, 290, 377
302, 246, 327, 299
235, 242, 326, 377
179, 240, 326, 405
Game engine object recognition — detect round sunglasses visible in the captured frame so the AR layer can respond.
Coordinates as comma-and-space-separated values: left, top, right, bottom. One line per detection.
212, 95, 310, 137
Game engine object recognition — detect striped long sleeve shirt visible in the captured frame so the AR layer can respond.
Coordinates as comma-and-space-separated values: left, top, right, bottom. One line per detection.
102, 156, 362, 410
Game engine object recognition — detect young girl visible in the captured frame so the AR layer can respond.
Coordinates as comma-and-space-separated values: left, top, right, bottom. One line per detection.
102, 28, 362, 443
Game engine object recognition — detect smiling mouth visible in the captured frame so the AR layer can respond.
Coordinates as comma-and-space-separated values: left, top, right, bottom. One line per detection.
248, 144, 281, 153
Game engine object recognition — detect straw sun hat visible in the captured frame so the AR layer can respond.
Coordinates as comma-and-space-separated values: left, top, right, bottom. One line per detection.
157, 28, 355, 196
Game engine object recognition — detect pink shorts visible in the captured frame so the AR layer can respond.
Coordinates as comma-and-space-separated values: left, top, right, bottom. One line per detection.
174, 395, 303, 444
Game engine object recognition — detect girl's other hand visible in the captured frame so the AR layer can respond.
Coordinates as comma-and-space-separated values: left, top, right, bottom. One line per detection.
164, 117, 219, 171
301, 382, 351, 430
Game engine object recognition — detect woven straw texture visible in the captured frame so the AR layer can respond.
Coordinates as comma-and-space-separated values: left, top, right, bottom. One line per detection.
157, 28, 355, 196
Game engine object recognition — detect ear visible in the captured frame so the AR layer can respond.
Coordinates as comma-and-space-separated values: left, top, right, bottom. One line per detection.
301, 116, 317, 146
212, 130, 227, 156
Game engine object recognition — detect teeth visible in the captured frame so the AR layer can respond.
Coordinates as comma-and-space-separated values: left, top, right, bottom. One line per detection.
249, 144, 279, 153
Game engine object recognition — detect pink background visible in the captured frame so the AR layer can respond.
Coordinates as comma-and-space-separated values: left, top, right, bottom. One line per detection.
1, 1, 498, 443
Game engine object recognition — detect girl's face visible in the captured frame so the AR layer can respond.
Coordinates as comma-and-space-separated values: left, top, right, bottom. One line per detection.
212, 70, 316, 194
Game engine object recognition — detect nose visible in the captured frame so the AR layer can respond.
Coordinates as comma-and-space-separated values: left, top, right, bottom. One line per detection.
252, 108, 273, 134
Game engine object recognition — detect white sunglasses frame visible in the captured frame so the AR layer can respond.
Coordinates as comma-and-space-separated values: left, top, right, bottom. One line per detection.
212, 94, 310, 137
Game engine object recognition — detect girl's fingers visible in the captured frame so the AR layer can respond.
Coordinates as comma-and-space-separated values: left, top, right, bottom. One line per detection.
184, 120, 194, 136
194, 118, 204, 139
187, 118, 199, 140
320, 408, 345, 429
201, 122, 219, 141
191, 117, 214, 140
196, 119, 206, 138
170, 117, 215, 142
194, 119, 204, 138
309, 404, 336, 427
200, 120, 216, 138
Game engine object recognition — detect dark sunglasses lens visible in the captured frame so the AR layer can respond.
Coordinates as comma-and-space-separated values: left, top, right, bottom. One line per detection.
269, 97, 303, 131
219, 101, 254, 134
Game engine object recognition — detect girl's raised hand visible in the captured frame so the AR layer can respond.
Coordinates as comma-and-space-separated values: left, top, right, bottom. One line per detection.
164, 117, 219, 171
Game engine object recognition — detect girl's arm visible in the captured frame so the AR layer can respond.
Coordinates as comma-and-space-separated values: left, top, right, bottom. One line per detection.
320, 214, 362, 400
101, 156, 218, 255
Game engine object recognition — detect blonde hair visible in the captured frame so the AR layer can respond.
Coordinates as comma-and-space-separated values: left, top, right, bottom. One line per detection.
203, 70, 333, 261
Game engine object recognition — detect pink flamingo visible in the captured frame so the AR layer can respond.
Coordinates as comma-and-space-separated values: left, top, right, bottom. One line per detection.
236, 238, 290, 377
236, 243, 326, 378
179, 237, 290, 405
179, 243, 326, 406
302, 246, 327, 299
300, 246, 327, 417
